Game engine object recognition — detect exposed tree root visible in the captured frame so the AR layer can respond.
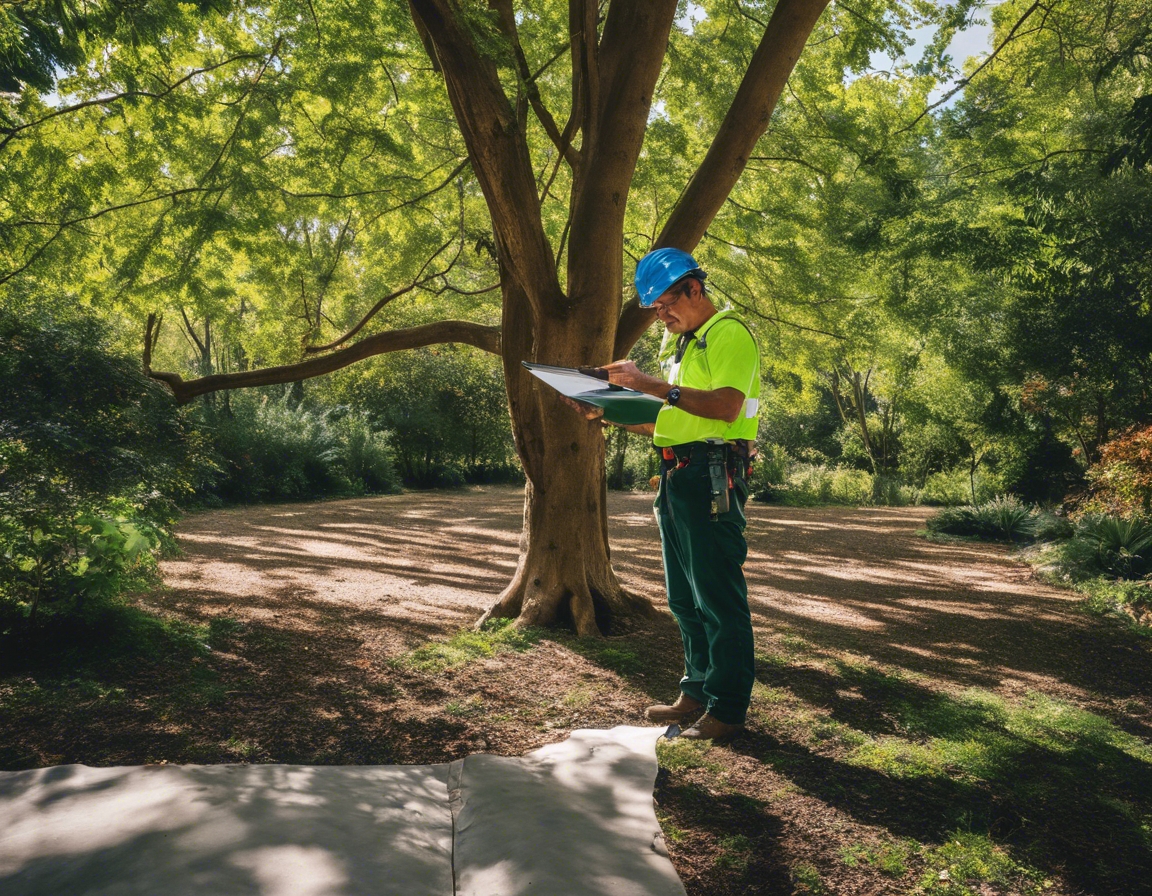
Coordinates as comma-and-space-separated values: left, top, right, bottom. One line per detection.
477, 556, 657, 638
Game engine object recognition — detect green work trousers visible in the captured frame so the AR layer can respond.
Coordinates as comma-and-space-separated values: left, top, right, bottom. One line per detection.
654, 458, 755, 726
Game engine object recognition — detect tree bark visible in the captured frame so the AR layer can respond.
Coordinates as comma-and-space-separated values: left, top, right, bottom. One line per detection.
481, 252, 657, 636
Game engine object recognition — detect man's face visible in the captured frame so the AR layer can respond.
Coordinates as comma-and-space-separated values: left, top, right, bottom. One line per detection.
652, 280, 699, 334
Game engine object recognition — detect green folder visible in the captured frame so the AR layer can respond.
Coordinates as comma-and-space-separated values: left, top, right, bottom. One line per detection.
522, 362, 664, 426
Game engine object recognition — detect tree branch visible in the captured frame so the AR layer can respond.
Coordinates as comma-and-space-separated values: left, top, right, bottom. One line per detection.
656, 0, 832, 252
613, 0, 831, 358
143, 313, 162, 373
748, 154, 831, 178
304, 237, 455, 353
0, 53, 266, 151
276, 157, 469, 200
151, 320, 501, 404
492, 0, 580, 169
895, 1, 1044, 135
408, 0, 561, 315
179, 306, 208, 357
567, 1, 678, 312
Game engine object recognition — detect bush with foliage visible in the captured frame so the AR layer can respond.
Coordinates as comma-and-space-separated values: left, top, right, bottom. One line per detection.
1082, 425, 1152, 517
919, 466, 1002, 506
1068, 515, 1152, 580
771, 464, 878, 506
194, 390, 401, 504
926, 496, 1041, 543
749, 443, 789, 501
1030, 514, 1152, 628
0, 311, 203, 623
326, 347, 521, 488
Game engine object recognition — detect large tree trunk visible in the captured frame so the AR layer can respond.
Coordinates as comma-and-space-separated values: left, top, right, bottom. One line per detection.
480, 265, 656, 636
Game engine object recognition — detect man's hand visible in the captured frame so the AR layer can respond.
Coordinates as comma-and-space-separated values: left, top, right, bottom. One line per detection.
602, 360, 669, 397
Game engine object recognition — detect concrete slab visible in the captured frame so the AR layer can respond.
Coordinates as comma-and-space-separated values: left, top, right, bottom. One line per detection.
0, 726, 684, 896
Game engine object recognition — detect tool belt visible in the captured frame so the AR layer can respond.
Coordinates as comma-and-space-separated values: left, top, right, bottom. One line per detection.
658, 439, 757, 518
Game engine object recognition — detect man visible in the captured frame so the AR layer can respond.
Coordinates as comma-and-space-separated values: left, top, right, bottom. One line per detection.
592, 248, 760, 744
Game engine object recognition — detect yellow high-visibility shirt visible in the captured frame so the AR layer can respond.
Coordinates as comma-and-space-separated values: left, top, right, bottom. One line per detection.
653, 310, 760, 447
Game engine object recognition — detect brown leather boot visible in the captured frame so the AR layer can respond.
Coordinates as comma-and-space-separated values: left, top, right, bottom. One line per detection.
679, 713, 743, 745
646, 694, 705, 723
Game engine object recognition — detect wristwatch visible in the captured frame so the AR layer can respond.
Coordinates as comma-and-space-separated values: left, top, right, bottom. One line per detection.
666, 386, 682, 407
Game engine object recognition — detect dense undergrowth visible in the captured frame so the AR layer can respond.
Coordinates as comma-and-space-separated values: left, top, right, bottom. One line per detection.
0, 313, 407, 632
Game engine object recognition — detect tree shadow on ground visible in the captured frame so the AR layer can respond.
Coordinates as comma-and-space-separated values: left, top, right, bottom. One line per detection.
735, 504, 1152, 742
740, 661, 1152, 896
654, 775, 792, 896
0, 592, 469, 769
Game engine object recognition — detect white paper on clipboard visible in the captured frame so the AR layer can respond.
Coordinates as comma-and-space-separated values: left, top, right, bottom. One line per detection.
521, 362, 624, 398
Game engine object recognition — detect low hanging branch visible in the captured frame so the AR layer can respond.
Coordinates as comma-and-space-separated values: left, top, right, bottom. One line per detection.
149, 320, 500, 404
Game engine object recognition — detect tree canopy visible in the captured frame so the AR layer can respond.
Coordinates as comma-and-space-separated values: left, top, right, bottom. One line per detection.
2, 0, 1150, 630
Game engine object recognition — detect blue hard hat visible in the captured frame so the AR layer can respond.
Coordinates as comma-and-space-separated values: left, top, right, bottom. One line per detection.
634, 248, 706, 307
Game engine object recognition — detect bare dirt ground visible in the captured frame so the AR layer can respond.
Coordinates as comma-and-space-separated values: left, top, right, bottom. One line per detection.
5, 486, 1152, 895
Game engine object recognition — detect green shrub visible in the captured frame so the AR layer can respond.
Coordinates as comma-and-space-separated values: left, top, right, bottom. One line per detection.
195, 391, 402, 503
831, 468, 875, 504
1031, 511, 1074, 543
0, 311, 201, 623
331, 412, 401, 495
777, 463, 908, 507
919, 466, 1001, 506
0, 503, 161, 625
870, 474, 916, 507
328, 347, 520, 487
1072, 514, 1152, 578
927, 496, 1039, 542
197, 390, 343, 503
783, 463, 836, 505
749, 443, 789, 501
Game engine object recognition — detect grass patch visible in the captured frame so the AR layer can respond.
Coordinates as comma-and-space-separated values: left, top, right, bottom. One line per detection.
747, 657, 1152, 894
559, 638, 643, 675
714, 833, 753, 872
846, 688, 1152, 779
445, 695, 485, 716
396, 619, 542, 673
656, 813, 686, 844
657, 738, 721, 773
208, 616, 243, 645
224, 736, 259, 760
841, 839, 916, 877
917, 832, 1047, 895
560, 685, 597, 709
791, 862, 827, 894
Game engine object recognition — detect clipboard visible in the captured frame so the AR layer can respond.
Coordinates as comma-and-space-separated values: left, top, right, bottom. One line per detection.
522, 362, 664, 426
